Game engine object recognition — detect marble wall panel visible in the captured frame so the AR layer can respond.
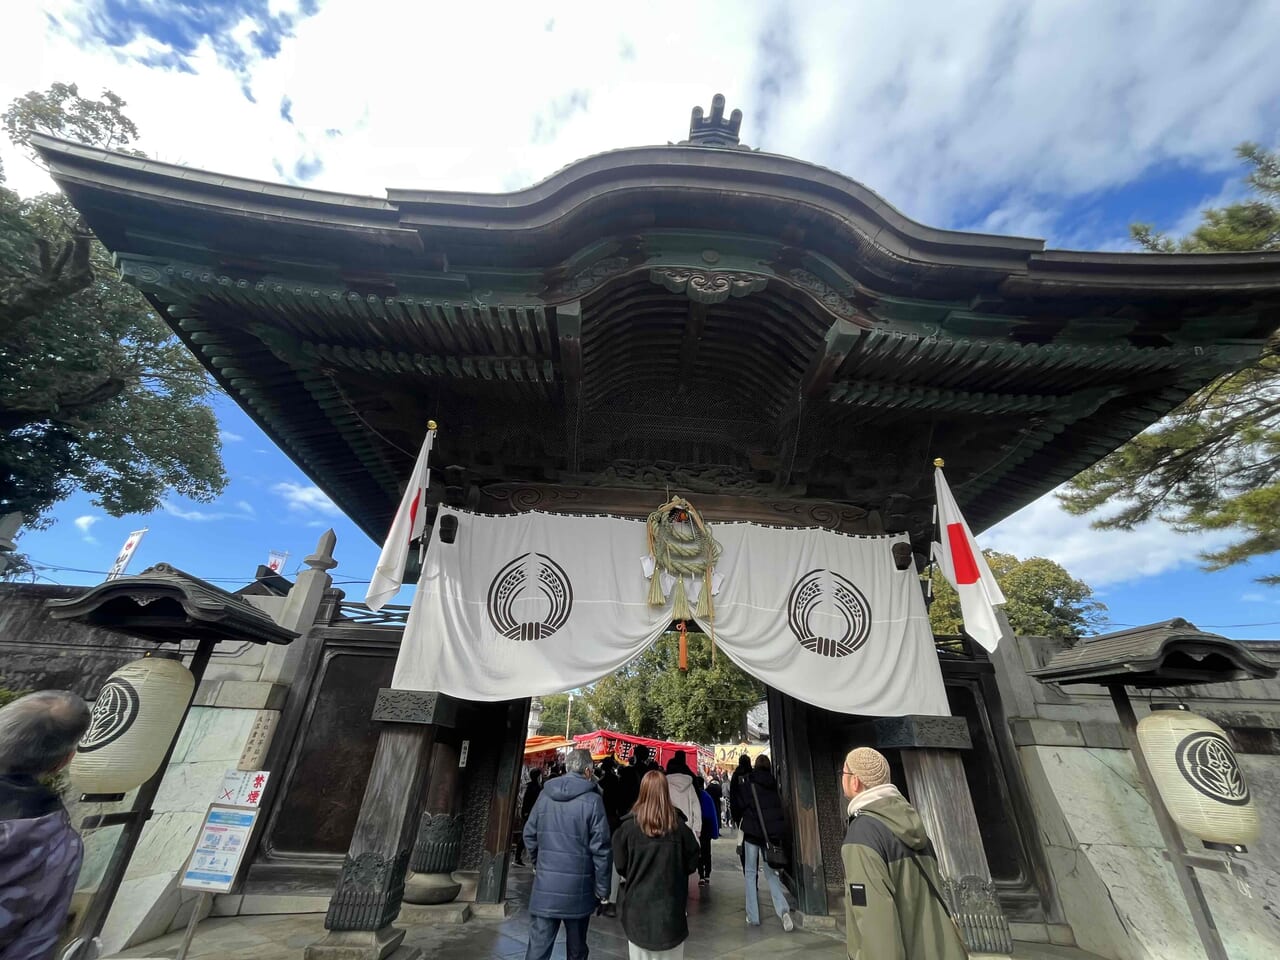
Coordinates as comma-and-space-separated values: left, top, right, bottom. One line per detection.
170, 706, 259, 763
126, 811, 206, 879
1196, 755, 1280, 958
1033, 746, 1164, 848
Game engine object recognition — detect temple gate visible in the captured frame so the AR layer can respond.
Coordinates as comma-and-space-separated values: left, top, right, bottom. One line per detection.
33, 95, 1280, 959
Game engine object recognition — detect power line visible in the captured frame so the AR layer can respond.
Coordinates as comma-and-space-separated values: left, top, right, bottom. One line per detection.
23, 558, 374, 586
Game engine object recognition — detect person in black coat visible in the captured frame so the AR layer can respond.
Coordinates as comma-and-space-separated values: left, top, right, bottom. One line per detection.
611, 770, 700, 958
739, 755, 794, 931
728, 754, 752, 826
705, 776, 723, 826
617, 745, 658, 816
515, 767, 543, 866
597, 756, 625, 915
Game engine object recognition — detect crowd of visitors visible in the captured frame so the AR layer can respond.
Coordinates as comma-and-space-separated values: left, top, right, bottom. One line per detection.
518, 746, 801, 959
519, 743, 965, 959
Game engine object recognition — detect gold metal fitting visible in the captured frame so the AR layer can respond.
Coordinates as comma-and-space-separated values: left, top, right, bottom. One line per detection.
933, 457, 945, 467
427, 420, 438, 431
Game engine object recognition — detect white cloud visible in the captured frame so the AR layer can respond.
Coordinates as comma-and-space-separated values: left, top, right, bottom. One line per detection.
981, 490, 1235, 589
162, 500, 254, 522
220, 430, 244, 443
3, 0, 1277, 252
273, 481, 341, 518
1241, 592, 1267, 603
73, 514, 99, 544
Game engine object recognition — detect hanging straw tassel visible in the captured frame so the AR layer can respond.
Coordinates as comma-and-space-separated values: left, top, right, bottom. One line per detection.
671, 576, 692, 622
678, 621, 689, 672
694, 569, 714, 621
647, 567, 666, 606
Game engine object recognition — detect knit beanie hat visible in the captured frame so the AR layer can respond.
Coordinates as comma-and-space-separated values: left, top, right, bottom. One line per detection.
844, 747, 890, 788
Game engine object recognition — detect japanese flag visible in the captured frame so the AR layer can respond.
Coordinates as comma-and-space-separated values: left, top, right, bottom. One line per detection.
365, 427, 435, 611
932, 466, 1006, 651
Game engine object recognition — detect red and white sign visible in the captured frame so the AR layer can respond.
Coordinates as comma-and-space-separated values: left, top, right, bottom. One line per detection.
932, 466, 1006, 651
106, 528, 148, 580
365, 425, 435, 611
217, 769, 270, 808
267, 550, 289, 574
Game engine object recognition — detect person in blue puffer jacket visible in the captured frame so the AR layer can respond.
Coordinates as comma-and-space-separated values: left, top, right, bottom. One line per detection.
693, 775, 720, 885
522, 748, 612, 960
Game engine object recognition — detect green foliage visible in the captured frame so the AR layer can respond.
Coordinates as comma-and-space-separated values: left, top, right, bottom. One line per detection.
536, 692, 596, 738
1130, 144, 1280, 253
583, 632, 764, 744
1068, 142, 1280, 584
929, 550, 1106, 645
0, 84, 225, 525
2, 83, 141, 157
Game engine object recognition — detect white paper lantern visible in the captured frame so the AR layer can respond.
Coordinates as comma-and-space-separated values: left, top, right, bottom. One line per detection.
1137, 705, 1260, 848
70, 655, 195, 795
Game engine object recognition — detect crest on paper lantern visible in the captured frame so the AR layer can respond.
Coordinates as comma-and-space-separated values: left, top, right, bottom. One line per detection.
79, 677, 141, 751
1137, 705, 1260, 849
1175, 731, 1250, 806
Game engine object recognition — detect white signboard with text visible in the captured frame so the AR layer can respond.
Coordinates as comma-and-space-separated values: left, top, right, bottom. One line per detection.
180, 805, 258, 893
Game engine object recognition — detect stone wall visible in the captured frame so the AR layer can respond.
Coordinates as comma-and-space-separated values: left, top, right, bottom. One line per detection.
993, 635, 1280, 959
0, 584, 149, 694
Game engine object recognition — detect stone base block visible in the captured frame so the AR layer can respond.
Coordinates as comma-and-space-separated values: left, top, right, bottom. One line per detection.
470, 901, 513, 919
796, 911, 838, 931
402, 870, 461, 905
452, 870, 480, 902
303, 925, 417, 960
237, 893, 331, 915
400, 901, 471, 924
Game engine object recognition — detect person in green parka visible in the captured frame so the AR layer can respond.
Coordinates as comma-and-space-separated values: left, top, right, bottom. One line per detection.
840, 747, 969, 960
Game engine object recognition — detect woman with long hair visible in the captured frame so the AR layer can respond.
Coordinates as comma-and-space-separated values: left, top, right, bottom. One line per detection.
611, 770, 700, 959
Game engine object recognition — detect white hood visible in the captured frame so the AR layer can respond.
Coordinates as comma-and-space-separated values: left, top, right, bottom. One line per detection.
666, 773, 703, 836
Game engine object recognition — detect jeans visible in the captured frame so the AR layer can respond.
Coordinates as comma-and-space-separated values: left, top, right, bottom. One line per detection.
526, 914, 591, 960
742, 841, 789, 925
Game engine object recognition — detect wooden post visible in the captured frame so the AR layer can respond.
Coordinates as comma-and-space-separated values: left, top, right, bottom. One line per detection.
403, 737, 464, 905
1109, 685, 1230, 960
475, 698, 531, 904
770, 690, 828, 917
876, 716, 1013, 956
304, 690, 456, 960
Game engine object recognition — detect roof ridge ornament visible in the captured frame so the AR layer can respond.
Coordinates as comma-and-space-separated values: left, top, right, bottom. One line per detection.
683, 94, 746, 149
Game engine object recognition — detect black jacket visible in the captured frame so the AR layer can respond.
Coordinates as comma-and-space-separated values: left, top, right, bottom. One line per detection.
617, 760, 656, 815
598, 771, 624, 833
738, 770, 787, 848
706, 779, 723, 815
611, 813, 700, 951
520, 779, 543, 820
728, 768, 752, 824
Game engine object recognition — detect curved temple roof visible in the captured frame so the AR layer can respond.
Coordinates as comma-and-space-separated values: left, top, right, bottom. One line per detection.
30, 101, 1280, 546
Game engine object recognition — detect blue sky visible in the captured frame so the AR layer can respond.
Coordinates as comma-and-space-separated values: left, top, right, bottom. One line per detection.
3, 0, 1280, 638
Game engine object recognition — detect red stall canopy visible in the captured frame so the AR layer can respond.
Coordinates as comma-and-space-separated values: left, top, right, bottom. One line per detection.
573, 730, 713, 773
